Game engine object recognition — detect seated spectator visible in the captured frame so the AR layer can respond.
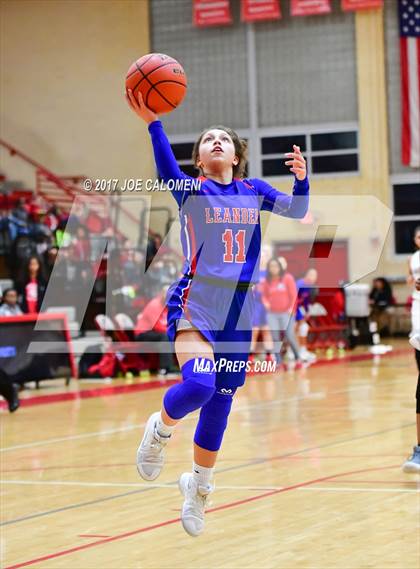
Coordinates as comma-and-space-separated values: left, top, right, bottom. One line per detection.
7, 198, 29, 243
11, 197, 29, 224
34, 227, 53, 257
44, 206, 60, 232
71, 224, 91, 262
369, 277, 394, 334
146, 231, 162, 269
43, 246, 59, 280
0, 288, 23, 316
16, 255, 47, 314
134, 286, 174, 375
55, 216, 72, 248
123, 249, 145, 285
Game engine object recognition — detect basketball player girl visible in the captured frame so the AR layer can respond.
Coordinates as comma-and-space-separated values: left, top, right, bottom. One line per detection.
127, 89, 309, 536
403, 226, 420, 473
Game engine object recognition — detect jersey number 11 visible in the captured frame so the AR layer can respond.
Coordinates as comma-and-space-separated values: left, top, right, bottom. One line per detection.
222, 229, 246, 263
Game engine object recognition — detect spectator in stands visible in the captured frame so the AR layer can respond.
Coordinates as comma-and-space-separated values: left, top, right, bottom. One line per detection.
123, 248, 145, 285
43, 246, 59, 280
0, 288, 23, 316
108, 248, 135, 316
146, 256, 179, 297
262, 257, 302, 369
71, 224, 91, 262
7, 198, 29, 243
44, 205, 60, 232
26, 196, 42, 222
11, 197, 29, 224
134, 286, 174, 375
55, 216, 72, 248
146, 231, 163, 269
34, 226, 53, 257
369, 277, 394, 335
160, 254, 179, 283
16, 255, 47, 314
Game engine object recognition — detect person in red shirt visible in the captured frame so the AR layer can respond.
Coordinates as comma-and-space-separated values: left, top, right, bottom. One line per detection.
135, 287, 173, 374
262, 257, 302, 369
71, 225, 91, 262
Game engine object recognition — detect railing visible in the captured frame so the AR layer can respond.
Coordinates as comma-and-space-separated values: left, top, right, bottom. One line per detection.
0, 138, 144, 241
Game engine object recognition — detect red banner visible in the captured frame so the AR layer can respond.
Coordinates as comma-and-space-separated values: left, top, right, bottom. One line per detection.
241, 0, 281, 23
341, 0, 383, 11
291, 0, 331, 16
193, 0, 232, 27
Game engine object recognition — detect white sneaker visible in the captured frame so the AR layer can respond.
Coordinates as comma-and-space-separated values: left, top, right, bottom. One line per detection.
300, 348, 317, 362
179, 472, 213, 537
136, 411, 170, 481
409, 333, 420, 351
402, 445, 420, 473
286, 347, 296, 361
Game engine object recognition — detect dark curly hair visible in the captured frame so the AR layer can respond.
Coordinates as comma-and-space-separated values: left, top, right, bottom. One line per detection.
266, 257, 285, 281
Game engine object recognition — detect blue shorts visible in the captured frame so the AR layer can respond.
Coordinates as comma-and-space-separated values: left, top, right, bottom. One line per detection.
296, 307, 305, 322
166, 275, 254, 390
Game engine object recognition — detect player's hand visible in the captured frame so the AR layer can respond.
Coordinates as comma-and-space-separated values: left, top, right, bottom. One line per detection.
126, 89, 158, 124
285, 145, 307, 181
415, 278, 420, 292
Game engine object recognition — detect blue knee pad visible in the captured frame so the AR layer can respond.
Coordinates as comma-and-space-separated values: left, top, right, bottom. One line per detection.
163, 358, 216, 420
194, 389, 236, 452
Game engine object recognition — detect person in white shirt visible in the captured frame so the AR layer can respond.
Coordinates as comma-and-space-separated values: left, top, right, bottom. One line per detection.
0, 288, 23, 317
402, 226, 420, 473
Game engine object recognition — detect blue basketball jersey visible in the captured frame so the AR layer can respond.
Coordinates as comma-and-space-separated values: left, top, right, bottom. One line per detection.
148, 120, 309, 285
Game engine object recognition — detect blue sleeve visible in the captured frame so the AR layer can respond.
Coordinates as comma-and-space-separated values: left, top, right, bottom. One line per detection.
250, 177, 309, 219
148, 120, 194, 208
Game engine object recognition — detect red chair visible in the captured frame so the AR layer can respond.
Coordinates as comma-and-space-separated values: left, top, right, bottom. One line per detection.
94, 314, 146, 374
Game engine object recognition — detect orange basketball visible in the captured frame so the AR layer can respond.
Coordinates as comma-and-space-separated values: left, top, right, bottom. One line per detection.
125, 53, 187, 114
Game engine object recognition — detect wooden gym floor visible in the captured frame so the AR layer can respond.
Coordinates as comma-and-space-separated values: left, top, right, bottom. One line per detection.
1, 343, 419, 569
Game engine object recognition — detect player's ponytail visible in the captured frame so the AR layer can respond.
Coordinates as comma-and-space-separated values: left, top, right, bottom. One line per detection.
236, 138, 248, 179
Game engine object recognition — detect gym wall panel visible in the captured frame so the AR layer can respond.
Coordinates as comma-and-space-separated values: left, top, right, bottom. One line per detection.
255, 0, 357, 128
0, 0, 154, 191
150, 0, 249, 134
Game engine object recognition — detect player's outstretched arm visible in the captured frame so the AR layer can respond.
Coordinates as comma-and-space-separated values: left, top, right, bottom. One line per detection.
253, 144, 309, 219
127, 90, 192, 207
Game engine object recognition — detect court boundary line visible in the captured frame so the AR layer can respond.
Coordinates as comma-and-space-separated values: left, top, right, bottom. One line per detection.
2, 479, 419, 493
3, 465, 402, 569
1, 421, 414, 527
1, 453, 411, 473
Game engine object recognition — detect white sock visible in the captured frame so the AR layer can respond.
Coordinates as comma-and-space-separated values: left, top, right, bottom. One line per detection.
155, 411, 175, 438
192, 462, 214, 488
